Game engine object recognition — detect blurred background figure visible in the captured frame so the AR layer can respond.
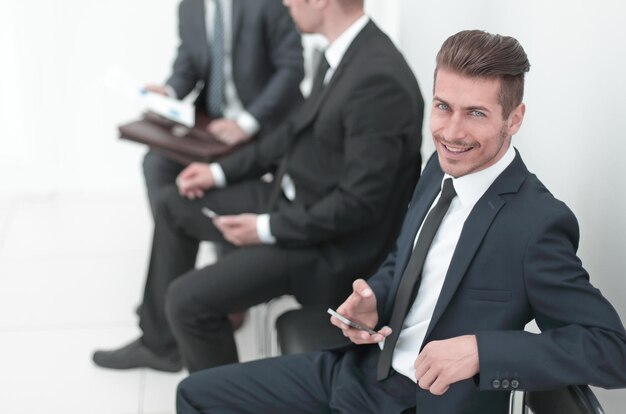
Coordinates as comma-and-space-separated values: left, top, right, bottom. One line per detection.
142, 0, 304, 217
92, 0, 424, 375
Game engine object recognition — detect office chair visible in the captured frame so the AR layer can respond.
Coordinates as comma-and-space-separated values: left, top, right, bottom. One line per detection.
509, 385, 604, 414
275, 306, 349, 355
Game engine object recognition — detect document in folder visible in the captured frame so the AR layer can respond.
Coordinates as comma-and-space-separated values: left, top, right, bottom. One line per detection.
118, 110, 240, 164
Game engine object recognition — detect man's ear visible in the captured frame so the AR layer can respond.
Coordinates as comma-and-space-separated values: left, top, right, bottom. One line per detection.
506, 103, 525, 135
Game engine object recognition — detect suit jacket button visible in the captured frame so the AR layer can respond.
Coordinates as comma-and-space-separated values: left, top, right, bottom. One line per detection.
511, 380, 519, 389
501, 379, 510, 389
492, 379, 501, 389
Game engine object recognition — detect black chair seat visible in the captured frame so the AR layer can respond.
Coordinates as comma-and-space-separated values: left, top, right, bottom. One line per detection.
523, 385, 604, 414
276, 307, 350, 355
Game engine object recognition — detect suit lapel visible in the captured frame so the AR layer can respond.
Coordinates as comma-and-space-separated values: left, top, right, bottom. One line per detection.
292, 21, 377, 133
380, 157, 442, 320
422, 152, 530, 343
396, 169, 443, 278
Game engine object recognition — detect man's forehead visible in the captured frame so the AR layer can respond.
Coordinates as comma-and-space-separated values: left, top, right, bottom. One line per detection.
434, 69, 501, 107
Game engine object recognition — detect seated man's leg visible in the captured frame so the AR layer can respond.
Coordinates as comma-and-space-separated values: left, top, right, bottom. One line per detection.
142, 150, 185, 218
165, 244, 314, 371
93, 180, 270, 371
176, 348, 418, 414
177, 353, 337, 414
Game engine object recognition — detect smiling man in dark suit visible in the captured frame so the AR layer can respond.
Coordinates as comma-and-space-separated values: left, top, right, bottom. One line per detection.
142, 0, 304, 217
174, 30, 626, 413
93, 0, 424, 373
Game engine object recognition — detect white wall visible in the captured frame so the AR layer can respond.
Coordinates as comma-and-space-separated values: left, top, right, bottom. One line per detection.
1, 0, 625, 409
0, 0, 180, 193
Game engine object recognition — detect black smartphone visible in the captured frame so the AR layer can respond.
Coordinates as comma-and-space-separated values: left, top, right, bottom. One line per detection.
327, 308, 377, 335
201, 207, 219, 219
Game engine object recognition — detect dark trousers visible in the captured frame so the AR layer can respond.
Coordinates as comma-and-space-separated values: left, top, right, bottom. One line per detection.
138, 179, 319, 372
142, 150, 186, 218
176, 347, 417, 414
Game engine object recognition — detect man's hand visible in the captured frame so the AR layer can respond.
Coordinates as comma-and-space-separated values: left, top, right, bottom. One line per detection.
213, 214, 261, 246
414, 335, 480, 395
176, 162, 215, 199
330, 279, 390, 344
207, 119, 251, 145
144, 84, 169, 96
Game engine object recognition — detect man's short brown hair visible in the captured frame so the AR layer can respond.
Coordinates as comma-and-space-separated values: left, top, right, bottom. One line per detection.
435, 30, 531, 118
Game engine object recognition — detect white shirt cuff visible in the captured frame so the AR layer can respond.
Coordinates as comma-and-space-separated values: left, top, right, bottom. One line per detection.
236, 110, 261, 137
209, 163, 227, 188
256, 214, 276, 244
163, 84, 178, 99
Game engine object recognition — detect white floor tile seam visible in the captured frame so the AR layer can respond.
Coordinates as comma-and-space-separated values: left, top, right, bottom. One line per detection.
0, 247, 149, 263
0, 321, 135, 334
138, 370, 147, 414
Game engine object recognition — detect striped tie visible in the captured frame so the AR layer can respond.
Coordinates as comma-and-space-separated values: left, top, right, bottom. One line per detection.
207, 0, 225, 117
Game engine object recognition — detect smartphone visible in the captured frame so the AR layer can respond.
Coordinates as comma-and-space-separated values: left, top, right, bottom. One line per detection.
201, 207, 219, 219
327, 308, 377, 335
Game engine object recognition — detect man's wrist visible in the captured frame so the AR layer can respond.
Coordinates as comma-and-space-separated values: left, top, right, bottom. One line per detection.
236, 111, 260, 137
209, 163, 227, 188
256, 214, 276, 244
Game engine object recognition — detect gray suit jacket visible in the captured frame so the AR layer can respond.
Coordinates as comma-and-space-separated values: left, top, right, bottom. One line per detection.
166, 0, 304, 131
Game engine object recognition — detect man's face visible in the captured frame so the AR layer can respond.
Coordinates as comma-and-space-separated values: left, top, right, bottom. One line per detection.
282, 0, 321, 34
430, 68, 525, 178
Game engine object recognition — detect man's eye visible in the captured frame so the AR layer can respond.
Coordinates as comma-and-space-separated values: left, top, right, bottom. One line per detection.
470, 110, 485, 117
436, 103, 449, 110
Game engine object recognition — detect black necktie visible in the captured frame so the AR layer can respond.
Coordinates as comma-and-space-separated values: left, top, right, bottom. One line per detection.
377, 178, 457, 381
207, 0, 225, 116
309, 54, 330, 99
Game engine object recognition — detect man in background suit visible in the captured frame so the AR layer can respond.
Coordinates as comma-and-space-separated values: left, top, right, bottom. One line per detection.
175, 30, 626, 413
143, 0, 304, 217
93, 0, 423, 373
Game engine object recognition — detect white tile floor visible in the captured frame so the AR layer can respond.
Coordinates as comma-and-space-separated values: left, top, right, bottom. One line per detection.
0, 190, 285, 414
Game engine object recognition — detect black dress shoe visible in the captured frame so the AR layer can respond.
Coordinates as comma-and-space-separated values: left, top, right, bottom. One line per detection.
92, 339, 182, 372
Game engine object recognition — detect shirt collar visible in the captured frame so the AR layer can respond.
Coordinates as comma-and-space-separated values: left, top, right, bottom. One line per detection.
443, 145, 516, 208
324, 15, 369, 71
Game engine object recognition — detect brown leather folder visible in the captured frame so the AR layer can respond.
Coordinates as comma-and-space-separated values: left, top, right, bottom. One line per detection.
118, 110, 238, 164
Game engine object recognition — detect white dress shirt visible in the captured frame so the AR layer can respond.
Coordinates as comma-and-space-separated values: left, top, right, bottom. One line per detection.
384, 145, 516, 381
210, 15, 370, 244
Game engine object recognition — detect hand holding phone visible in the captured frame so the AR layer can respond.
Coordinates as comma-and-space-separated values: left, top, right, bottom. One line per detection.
327, 308, 377, 335
201, 207, 219, 219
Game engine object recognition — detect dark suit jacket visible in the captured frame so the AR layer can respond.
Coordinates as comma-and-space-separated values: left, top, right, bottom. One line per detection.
365, 150, 626, 413
166, 0, 304, 131
218, 21, 424, 305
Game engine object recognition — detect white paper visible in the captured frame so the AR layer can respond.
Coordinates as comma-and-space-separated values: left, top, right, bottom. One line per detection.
142, 92, 195, 128
104, 65, 195, 127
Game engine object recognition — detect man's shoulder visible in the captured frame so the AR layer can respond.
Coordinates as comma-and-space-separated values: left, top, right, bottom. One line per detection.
351, 23, 405, 64
178, 0, 202, 16
516, 173, 574, 219
343, 23, 418, 90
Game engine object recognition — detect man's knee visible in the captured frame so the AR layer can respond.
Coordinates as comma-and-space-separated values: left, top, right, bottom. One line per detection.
166, 273, 228, 334
143, 151, 165, 184
177, 373, 209, 414
177, 366, 253, 413
143, 151, 183, 188
154, 185, 180, 216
